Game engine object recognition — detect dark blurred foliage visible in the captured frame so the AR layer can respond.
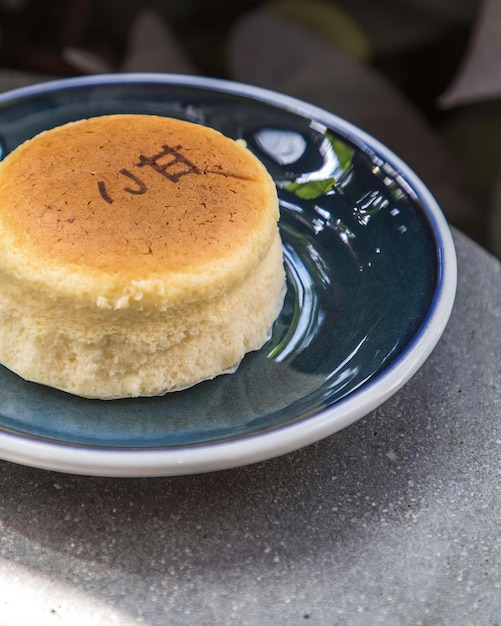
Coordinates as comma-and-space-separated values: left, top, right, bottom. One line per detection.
0, 0, 475, 88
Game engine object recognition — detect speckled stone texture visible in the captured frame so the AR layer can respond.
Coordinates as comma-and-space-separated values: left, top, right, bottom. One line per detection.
0, 228, 499, 626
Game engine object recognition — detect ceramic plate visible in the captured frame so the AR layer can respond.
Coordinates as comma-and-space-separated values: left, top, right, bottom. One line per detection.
0, 74, 456, 476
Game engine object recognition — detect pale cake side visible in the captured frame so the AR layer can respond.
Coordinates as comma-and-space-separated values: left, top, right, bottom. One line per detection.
0, 230, 285, 398
0, 114, 286, 398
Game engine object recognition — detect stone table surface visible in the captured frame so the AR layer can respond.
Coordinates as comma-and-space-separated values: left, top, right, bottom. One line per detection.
0, 229, 499, 626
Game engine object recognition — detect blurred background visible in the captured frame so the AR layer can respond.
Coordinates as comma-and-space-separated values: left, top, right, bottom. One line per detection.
0, 0, 500, 258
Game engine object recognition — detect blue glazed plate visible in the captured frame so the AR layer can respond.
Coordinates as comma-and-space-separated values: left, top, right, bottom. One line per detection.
0, 74, 456, 476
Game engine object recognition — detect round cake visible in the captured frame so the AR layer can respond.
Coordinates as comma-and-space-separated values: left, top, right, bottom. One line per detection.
0, 114, 286, 399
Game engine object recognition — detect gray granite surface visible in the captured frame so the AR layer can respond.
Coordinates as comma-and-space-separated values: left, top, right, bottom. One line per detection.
0, 229, 499, 626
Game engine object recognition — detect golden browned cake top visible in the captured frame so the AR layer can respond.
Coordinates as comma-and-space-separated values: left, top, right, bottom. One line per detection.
0, 114, 280, 307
